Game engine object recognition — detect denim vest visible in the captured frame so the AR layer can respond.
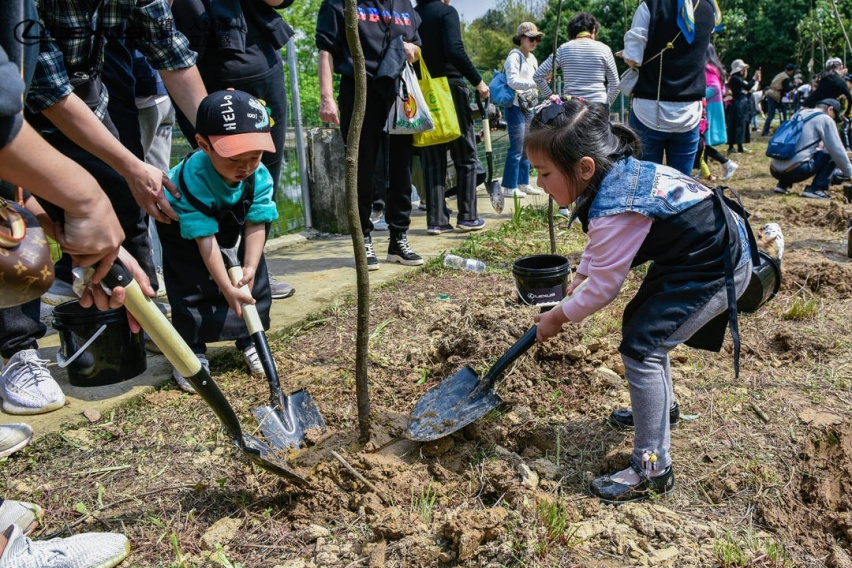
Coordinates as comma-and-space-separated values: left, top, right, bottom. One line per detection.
588, 158, 751, 267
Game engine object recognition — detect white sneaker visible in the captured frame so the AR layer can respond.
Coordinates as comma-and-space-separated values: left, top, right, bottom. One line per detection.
0, 524, 130, 568
0, 350, 65, 415
171, 355, 209, 394
242, 345, 265, 376
0, 424, 34, 458
722, 161, 739, 181
372, 214, 389, 231
520, 184, 543, 195
557, 207, 570, 217
0, 500, 42, 535
502, 187, 527, 198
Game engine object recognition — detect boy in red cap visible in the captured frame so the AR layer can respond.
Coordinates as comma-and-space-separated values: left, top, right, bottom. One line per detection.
157, 89, 279, 392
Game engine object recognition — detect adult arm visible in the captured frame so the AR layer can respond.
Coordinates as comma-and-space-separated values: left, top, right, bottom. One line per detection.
442, 7, 485, 97
318, 50, 339, 125
158, 67, 207, 127
40, 93, 180, 222
818, 117, 852, 177
534, 53, 555, 97
604, 48, 620, 104
0, 119, 154, 303
621, 2, 650, 68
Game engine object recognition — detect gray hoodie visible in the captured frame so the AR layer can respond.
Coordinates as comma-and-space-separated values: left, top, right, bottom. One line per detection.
771, 108, 852, 177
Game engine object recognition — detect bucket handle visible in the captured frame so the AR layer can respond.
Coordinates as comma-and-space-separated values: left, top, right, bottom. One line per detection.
56, 324, 107, 369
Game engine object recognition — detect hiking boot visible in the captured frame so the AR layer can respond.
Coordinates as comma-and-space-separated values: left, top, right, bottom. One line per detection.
456, 218, 486, 232
387, 233, 424, 266
801, 186, 831, 199
606, 402, 680, 431
0, 524, 130, 568
0, 499, 42, 535
773, 185, 791, 195
172, 355, 209, 394
242, 345, 265, 376
589, 459, 675, 504
0, 350, 65, 415
364, 235, 379, 271
0, 424, 34, 459
722, 161, 739, 181
269, 275, 295, 299
426, 224, 454, 235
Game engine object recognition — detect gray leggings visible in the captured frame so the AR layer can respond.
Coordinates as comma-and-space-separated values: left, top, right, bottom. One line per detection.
624, 261, 752, 471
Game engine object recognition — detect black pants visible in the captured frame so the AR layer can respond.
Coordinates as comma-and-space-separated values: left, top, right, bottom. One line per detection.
419, 82, 479, 227
338, 76, 413, 237
726, 97, 749, 149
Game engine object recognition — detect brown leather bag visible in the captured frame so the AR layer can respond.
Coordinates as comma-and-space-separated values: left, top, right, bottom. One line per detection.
0, 195, 54, 308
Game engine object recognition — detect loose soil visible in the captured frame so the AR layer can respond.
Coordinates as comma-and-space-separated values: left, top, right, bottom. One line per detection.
3, 144, 852, 567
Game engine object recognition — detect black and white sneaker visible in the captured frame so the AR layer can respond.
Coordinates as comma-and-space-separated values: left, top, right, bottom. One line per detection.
365, 235, 379, 271
387, 232, 424, 266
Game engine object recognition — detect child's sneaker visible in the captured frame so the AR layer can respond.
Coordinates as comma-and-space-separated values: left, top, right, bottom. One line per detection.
172, 355, 209, 394
0, 524, 130, 568
242, 345, 265, 376
0, 499, 42, 535
0, 350, 65, 415
722, 160, 738, 181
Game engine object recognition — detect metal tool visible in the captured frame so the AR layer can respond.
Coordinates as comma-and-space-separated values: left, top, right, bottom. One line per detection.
221, 248, 326, 450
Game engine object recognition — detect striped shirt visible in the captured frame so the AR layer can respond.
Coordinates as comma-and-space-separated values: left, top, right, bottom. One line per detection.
28, 0, 197, 120
533, 39, 619, 104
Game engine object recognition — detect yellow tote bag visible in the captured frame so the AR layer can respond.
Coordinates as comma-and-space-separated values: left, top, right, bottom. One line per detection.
412, 59, 461, 147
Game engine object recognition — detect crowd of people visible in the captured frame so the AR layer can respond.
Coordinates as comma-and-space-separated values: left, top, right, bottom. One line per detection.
2, 0, 852, 563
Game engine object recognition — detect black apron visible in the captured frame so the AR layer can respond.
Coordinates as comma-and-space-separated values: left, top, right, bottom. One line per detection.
157, 158, 271, 346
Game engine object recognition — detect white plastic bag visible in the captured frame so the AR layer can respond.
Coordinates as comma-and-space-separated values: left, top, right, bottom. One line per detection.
618, 66, 640, 96
386, 62, 435, 135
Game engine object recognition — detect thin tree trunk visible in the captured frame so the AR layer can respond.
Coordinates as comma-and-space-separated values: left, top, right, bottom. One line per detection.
343, 0, 371, 443
547, 0, 564, 255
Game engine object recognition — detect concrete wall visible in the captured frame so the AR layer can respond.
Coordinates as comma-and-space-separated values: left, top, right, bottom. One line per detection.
307, 127, 349, 234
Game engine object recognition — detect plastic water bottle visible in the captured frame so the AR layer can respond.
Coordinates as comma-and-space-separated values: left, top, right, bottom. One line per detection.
444, 254, 486, 273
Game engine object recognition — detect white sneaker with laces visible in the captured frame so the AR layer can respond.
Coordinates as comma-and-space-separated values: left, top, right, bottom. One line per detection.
0, 351, 65, 415
242, 345, 265, 376
0, 500, 42, 536
0, 524, 130, 568
0, 425, 33, 459
519, 184, 543, 195
502, 187, 527, 198
722, 161, 739, 181
171, 355, 209, 394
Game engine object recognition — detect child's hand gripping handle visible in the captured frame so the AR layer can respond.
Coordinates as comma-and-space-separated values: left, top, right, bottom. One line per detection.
220, 247, 264, 335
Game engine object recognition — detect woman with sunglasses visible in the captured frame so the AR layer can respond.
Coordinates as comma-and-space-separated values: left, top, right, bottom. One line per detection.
527, 97, 757, 503
499, 22, 544, 199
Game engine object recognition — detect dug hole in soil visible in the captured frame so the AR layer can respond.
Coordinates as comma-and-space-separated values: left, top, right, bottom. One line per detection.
4, 147, 852, 567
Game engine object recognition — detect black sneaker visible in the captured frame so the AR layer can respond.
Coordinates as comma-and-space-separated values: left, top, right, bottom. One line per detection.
589, 459, 675, 504
607, 402, 680, 431
387, 232, 424, 266
365, 235, 379, 271
269, 275, 295, 299
801, 186, 831, 199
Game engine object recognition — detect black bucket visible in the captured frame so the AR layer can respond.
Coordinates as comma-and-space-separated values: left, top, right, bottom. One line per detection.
737, 251, 782, 313
512, 255, 570, 307
52, 300, 146, 387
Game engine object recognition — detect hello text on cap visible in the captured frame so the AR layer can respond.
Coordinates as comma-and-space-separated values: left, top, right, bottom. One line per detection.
196, 89, 275, 157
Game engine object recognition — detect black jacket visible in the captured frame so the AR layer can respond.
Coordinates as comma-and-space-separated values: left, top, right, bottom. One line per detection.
413, 0, 480, 87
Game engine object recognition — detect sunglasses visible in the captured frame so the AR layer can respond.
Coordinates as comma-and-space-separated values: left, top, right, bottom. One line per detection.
526, 36, 541, 42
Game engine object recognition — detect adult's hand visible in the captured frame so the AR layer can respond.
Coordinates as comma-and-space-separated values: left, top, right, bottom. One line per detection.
123, 158, 181, 223
403, 41, 420, 63
476, 81, 490, 99
79, 247, 155, 333
54, 192, 124, 279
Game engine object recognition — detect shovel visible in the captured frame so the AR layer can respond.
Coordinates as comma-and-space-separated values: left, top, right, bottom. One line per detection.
102, 261, 308, 484
407, 279, 588, 441
220, 248, 326, 450
475, 93, 504, 213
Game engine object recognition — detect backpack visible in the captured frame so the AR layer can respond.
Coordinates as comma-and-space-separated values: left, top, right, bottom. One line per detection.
765, 110, 821, 160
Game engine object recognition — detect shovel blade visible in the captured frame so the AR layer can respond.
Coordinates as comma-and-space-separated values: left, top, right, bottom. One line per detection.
488, 181, 504, 213
253, 389, 326, 450
239, 434, 309, 485
407, 366, 503, 442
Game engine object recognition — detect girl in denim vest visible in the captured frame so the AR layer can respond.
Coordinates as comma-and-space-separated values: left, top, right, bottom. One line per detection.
527, 97, 756, 503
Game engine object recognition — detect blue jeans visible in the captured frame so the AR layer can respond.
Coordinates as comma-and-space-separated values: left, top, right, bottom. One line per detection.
770, 151, 835, 191
629, 111, 700, 176
502, 105, 532, 189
